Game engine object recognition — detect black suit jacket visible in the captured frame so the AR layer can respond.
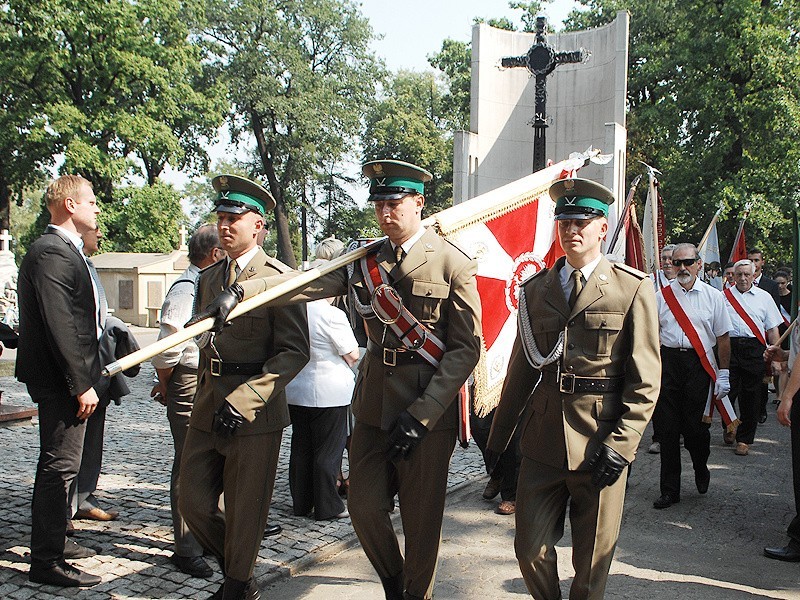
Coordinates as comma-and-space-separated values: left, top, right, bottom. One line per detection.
16, 226, 101, 399
757, 274, 781, 308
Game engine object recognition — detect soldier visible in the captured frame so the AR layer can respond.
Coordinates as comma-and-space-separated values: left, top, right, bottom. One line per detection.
485, 178, 661, 600
179, 175, 309, 600
192, 159, 482, 600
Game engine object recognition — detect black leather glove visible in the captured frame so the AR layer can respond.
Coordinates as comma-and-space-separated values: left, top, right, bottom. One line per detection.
587, 444, 629, 488
186, 283, 244, 333
212, 401, 246, 438
386, 410, 428, 461
484, 449, 501, 476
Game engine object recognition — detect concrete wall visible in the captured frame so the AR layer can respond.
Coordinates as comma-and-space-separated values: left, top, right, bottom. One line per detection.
454, 11, 629, 223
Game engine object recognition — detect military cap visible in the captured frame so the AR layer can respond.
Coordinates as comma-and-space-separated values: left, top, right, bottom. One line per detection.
212, 174, 275, 216
549, 177, 615, 220
362, 159, 432, 201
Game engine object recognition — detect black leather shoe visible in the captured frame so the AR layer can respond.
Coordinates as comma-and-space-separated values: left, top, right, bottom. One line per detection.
759, 411, 768, 424
653, 494, 680, 509
263, 523, 282, 538
695, 467, 710, 494
380, 571, 404, 600
29, 561, 101, 587
764, 544, 800, 562
170, 553, 213, 578
63, 538, 97, 559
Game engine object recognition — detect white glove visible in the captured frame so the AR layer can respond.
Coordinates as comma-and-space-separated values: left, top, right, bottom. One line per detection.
715, 369, 730, 398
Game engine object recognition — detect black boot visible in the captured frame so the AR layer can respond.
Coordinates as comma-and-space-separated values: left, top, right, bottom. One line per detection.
380, 572, 404, 600
403, 593, 425, 600
220, 576, 248, 600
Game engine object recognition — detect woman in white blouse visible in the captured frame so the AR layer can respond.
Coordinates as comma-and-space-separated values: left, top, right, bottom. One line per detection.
285, 255, 360, 520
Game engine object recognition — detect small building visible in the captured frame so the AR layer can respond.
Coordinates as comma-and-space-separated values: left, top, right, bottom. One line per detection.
91, 249, 189, 327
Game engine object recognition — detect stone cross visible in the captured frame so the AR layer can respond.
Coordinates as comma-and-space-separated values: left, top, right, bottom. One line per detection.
0, 230, 12, 253
501, 17, 589, 172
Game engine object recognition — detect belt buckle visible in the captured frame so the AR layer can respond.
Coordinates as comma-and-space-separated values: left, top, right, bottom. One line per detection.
210, 358, 222, 377
559, 373, 576, 394
383, 348, 397, 367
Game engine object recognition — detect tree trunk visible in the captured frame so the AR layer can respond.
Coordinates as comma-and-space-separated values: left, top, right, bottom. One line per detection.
250, 109, 297, 268
0, 184, 10, 232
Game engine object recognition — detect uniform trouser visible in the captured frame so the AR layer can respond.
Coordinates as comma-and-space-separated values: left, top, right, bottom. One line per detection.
68, 401, 107, 517
165, 364, 203, 557
730, 337, 766, 445
656, 348, 712, 498
471, 407, 522, 500
287, 404, 348, 520
787, 392, 800, 546
514, 457, 628, 600
179, 426, 282, 581
348, 421, 456, 600
30, 392, 86, 567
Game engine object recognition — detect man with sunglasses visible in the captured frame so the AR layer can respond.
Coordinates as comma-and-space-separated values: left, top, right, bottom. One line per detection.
190, 160, 482, 600
485, 178, 660, 600
652, 243, 732, 509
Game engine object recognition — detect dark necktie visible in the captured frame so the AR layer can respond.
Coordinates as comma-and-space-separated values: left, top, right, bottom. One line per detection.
569, 269, 584, 309
226, 259, 239, 287
86, 258, 107, 328
395, 245, 404, 265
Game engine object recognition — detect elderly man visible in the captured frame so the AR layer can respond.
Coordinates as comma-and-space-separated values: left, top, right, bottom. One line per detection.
652, 243, 732, 509
192, 159, 482, 600
179, 175, 309, 600
17, 175, 102, 587
724, 259, 782, 456
486, 178, 661, 600
151, 224, 223, 579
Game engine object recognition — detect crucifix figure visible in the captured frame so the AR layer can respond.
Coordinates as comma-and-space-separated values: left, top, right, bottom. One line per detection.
501, 17, 589, 172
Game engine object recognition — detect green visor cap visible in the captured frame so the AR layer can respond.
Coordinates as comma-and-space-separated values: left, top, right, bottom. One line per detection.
549, 177, 615, 220
362, 159, 432, 201
212, 174, 276, 216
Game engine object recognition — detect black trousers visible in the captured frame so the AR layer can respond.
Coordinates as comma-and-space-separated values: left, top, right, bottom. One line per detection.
787, 392, 800, 546
288, 404, 348, 520
730, 337, 767, 444
471, 407, 521, 501
655, 347, 712, 498
30, 392, 86, 567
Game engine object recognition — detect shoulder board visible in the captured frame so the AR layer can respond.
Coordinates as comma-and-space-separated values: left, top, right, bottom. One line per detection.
264, 255, 293, 274
612, 262, 648, 280
441, 236, 472, 260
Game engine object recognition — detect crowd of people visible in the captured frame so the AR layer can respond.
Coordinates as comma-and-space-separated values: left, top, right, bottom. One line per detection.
14, 168, 800, 600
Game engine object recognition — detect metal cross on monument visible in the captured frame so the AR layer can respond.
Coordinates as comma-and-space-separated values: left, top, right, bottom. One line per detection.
501, 17, 589, 172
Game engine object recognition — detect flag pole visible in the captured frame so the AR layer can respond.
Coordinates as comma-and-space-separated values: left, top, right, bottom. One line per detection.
607, 174, 642, 252
698, 205, 722, 251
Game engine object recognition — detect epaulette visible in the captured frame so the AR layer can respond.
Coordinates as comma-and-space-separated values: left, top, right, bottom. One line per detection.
612, 262, 648, 280
264, 255, 293, 274
441, 236, 472, 260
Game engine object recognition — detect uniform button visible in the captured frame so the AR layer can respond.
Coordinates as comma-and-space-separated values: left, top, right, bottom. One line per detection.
426, 290, 432, 296
387, 370, 393, 376
567, 343, 575, 350
601, 320, 607, 327
568, 320, 575, 327
566, 365, 574, 372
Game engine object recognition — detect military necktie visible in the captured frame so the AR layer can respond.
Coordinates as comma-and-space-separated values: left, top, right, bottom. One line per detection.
569, 268, 584, 309
395, 244, 404, 265
226, 259, 239, 287
86, 258, 108, 328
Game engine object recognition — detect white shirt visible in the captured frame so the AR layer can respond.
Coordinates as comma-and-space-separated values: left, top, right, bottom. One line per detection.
724, 284, 783, 338
656, 278, 732, 349
152, 264, 201, 370
391, 226, 426, 257
230, 245, 260, 275
559, 254, 603, 303
284, 300, 359, 408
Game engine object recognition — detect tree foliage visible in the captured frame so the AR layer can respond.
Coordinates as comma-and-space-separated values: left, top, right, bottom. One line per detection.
565, 0, 800, 266
202, 0, 381, 267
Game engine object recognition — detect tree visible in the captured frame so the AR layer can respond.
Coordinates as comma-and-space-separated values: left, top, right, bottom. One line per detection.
202, 0, 381, 267
564, 0, 800, 264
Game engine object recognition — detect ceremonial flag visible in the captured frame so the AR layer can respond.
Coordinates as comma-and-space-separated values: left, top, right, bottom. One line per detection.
698, 208, 723, 289
728, 205, 751, 263
623, 202, 646, 271
641, 170, 665, 273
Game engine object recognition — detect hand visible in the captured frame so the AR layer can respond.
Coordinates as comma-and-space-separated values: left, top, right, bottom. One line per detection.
186, 283, 244, 333
765, 344, 788, 362
212, 401, 245, 438
150, 382, 168, 407
777, 396, 793, 427
586, 444, 629, 488
484, 449, 501, 476
76, 387, 99, 420
386, 410, 428, 461
714, 369, 730, 399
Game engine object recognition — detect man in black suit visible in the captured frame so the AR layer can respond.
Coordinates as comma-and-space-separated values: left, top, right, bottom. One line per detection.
749, 248, 781, 423
17, 174, 103, 587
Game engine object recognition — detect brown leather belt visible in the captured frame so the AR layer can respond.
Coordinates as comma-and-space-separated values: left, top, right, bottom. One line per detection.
366, 340, 428, 367
209, 358, 263, 377
541, 370, 625, 394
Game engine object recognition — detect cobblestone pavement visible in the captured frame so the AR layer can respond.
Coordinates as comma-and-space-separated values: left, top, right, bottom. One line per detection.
1, 334, 799, 598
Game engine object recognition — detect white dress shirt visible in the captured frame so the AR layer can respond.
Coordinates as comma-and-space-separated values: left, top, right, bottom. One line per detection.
656, 278, 732, 349
724, 284, 783, 338
559, 254, 603, 303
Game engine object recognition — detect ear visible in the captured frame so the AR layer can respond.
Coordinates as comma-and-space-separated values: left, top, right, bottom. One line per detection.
599, 218, 609, 239
414, 194, 425, 212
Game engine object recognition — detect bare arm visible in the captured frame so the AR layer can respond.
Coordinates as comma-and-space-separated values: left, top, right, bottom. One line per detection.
716, 333, 730, 369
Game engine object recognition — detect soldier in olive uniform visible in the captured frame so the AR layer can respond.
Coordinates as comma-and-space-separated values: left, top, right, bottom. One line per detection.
179, 175, 309, 600
194, 160, 482, 600
487, 178, 661, 600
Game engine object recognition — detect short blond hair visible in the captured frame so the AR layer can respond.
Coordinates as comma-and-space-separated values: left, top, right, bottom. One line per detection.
45, 175, 92, 211
315, 237, 345, 260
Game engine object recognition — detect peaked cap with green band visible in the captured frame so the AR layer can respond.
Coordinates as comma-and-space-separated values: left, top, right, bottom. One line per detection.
549, 177, 615, 220
362, 159, 432, 201
212, 174, 276, 216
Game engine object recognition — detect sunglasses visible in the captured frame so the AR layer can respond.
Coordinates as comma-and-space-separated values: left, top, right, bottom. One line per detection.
673, 258, 699, 267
